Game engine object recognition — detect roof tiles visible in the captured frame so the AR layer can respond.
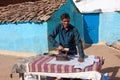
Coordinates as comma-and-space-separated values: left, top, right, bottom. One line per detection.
0, 0, 66, 23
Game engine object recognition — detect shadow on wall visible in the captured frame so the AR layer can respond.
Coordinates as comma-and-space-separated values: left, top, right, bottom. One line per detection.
101, 66, 120, 80
83, 20, 93, 44
0, 0, 39, 6
83, 13, 99, 45
82, 18, 93, 49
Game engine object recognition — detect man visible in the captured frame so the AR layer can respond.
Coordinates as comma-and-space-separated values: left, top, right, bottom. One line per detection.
48, 13, 85, 62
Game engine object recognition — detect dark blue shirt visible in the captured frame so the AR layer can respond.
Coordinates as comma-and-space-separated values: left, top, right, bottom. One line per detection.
48, 23, 85, 58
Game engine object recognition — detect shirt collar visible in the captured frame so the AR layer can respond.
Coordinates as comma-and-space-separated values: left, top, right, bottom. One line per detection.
61, 24, 71, 30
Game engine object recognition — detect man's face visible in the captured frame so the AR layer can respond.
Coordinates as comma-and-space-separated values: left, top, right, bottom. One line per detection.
61, 18, 70, 28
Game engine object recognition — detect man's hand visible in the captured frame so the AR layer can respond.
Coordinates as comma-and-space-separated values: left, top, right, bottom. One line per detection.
56, 45, 64, 50
78, 58, 84, 62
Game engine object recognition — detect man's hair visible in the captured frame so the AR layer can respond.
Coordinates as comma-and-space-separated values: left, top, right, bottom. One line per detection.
60, 13, 70, 20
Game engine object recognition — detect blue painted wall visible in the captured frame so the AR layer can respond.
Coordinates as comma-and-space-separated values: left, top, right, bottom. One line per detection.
82, 12, 120, 45
83, 13, 99, 44
0, 22, 48, 54
48, 0, 83, 49
99, 12, 120, 45
0, 0, 84, 54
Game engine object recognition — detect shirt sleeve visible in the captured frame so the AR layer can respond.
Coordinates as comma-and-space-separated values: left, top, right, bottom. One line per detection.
48, 25, 60, 47
73, 28, 85, 58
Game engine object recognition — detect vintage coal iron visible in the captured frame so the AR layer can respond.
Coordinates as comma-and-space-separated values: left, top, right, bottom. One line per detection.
56, 48, 70, 61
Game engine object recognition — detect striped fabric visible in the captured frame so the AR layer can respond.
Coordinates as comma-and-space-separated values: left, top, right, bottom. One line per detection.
28, 55, 102, 73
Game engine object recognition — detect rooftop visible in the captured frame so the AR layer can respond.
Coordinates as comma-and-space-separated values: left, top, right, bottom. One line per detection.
0, 0, 66, 23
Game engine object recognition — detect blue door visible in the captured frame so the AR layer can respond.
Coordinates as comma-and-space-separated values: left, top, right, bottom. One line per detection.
83, 13, 99, 44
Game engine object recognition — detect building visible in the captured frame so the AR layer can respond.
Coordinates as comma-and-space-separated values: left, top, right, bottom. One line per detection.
0, 0, 83, 55
73, 0, 120, 45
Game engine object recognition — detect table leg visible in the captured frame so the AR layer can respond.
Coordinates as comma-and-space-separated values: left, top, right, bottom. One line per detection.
38, 75, 41, 80
19, 73, 24, 80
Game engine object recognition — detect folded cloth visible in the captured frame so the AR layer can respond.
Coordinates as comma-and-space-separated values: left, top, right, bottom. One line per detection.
47, 55, 99, 70
74, 55, 99, 69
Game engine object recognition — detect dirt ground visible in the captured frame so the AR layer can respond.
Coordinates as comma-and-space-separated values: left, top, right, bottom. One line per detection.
0, 43, 120, 80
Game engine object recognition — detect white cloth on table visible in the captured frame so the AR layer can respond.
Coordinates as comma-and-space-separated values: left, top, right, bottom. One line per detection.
47, 55, 99, 70
24, 71, 101, 80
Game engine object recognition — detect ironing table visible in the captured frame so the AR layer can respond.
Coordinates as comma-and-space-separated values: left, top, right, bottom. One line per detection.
11, 55, 104, 80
